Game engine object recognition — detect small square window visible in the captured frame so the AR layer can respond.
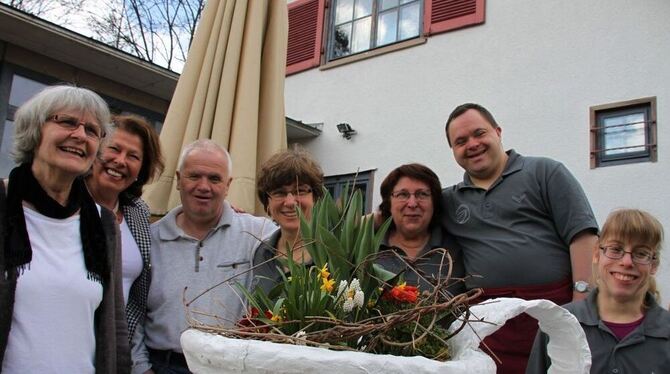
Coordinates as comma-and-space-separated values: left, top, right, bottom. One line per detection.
324, 170, 375, 213
590, 97, 657, 168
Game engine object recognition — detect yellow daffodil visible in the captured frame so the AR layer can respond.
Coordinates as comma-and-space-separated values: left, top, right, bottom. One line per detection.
321, 277, 335, 293
319, 263, 330, 280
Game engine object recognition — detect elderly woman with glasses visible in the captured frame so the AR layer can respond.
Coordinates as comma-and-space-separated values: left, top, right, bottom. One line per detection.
0, 85, 129, 373
251, 147, 323, 292
527, 209, 670, 373
375, 163, 465, 296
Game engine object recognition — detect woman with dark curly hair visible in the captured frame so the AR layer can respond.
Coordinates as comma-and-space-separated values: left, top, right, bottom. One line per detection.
251, 147, 323, 292
376, 163, 465, 296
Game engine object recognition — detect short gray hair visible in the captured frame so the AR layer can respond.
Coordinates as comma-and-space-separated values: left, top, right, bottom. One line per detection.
12, 85, 111, 164
177, 139, 233, 174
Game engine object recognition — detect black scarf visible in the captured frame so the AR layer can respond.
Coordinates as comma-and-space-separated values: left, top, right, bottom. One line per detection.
3, 163, 108, 283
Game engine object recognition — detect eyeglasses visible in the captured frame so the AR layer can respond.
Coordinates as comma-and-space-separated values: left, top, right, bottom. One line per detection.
599, 245, 656, 265
391, 190, 431, 202
47, 114, 105, 140
268, 186, 313, 200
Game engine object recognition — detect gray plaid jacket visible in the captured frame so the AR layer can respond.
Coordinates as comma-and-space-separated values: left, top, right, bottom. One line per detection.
122, 197, 152, 344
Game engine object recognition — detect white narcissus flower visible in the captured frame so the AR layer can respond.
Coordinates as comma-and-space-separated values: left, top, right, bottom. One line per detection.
337, 280, 348, 299
353, 289, 364, 309
340, 278, 364, 313
343, 298, 355, 313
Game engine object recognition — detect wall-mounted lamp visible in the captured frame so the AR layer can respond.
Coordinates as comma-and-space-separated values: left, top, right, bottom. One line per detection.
337, 123, 357, 139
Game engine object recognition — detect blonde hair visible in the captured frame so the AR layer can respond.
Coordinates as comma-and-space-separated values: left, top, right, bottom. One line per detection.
599, 208, 664, 301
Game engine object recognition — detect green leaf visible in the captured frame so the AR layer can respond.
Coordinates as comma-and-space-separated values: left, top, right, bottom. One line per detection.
372, 263, 397, 283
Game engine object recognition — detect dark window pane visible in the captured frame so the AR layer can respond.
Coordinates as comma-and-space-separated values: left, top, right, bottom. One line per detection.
333, 23, 353, 58
377, 10, 398, 46
9, 75, 47, 108
1, 120, 16, 177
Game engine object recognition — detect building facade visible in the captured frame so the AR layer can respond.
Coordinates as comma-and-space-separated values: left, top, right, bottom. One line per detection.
0, 3, 178, 177
283, 0, 670, 302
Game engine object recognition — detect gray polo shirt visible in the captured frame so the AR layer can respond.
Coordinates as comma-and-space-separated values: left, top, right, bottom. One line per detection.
376, 226, 466, 296
526, 290, 670, 373
131, 202, 276, 374
442, 150, 598, 289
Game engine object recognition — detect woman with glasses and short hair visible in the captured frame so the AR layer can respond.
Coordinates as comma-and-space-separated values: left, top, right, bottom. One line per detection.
375, 164, 465, 296
251, 147, 323, 292
0, 85, 129, 373
527, 208, 670, 373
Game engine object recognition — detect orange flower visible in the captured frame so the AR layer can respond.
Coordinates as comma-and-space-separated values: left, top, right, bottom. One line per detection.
383, 282, 419, 303
238, 307, 271, 332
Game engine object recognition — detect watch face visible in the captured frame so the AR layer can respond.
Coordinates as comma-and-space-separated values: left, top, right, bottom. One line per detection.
574, 281, 589, 293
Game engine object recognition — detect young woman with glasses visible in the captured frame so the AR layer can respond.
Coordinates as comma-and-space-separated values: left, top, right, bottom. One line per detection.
527, 208, 670, 373
251, 147, 324, 292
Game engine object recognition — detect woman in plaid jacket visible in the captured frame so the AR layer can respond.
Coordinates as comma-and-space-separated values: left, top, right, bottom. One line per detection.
85, 114, 164, 366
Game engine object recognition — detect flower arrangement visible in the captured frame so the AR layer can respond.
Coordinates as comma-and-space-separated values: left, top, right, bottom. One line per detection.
192, 188, 480, 361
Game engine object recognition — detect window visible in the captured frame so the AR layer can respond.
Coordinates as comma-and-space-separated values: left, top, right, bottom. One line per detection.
590, 97, 657, 168
329, 0, 422, 61
0, 72, 51, 176
0, 65, 166, 177
286, 0, 486, 74
324, 170, 375, 213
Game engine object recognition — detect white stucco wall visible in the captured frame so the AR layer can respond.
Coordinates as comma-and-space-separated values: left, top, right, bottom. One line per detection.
285, 0, 670, 304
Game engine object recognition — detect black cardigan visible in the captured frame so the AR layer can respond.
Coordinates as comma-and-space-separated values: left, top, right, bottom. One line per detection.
0, 181, 130, 373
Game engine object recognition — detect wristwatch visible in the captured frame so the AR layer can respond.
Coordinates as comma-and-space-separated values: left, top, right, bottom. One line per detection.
574, 280, 590, 293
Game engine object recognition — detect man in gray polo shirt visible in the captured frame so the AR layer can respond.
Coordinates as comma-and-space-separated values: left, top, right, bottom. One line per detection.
441, 103, 599, 373
131, 140, 276, 374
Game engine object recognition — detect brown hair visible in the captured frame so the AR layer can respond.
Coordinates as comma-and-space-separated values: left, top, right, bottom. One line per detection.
256, 146, 324, 211
599, 208, 664, 300
111, 114, 165, 200
379, 163, 443, 231
445, 103, 499, 147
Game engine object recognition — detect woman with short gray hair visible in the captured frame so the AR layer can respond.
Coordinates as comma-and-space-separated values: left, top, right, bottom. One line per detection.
0, 85, 129, 373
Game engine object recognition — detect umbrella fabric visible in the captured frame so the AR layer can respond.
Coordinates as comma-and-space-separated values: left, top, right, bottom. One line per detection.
144, 0, 288, 215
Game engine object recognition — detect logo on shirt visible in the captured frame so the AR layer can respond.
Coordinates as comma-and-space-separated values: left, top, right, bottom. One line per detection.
512, 193, 527, 204
455, 204, 470, 224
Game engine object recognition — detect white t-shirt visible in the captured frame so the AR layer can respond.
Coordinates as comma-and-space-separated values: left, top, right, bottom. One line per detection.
2, 207, 103, 374
120, 216, 142, 304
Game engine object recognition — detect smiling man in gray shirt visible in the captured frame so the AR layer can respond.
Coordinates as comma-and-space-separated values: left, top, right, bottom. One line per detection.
131, 140, 276, 374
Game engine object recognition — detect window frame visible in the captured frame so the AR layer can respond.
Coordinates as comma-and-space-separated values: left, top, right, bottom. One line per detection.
589, 97, 657, 168
324, 169, 375, 213
326, 0, 424, 63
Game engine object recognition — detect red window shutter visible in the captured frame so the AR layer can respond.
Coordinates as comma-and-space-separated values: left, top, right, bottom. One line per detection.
423, 0, 485, 36
286, 0, 325, 75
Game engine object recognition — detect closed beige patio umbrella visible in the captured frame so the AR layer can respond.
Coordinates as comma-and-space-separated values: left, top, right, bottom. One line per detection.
143, 0, 288, 215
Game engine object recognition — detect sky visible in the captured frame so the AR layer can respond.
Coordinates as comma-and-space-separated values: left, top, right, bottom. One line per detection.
36, 0, 186, 73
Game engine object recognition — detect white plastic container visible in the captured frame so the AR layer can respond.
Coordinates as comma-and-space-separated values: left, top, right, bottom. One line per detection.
180, 298, 591, 374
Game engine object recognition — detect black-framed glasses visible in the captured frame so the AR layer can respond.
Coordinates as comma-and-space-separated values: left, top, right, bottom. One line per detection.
268, 186, 313, 200
599, 245, 656, 265
390, 189, 431, 202
47, 114, 105, 140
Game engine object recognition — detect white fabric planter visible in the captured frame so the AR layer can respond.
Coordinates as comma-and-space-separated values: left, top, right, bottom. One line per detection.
181, 298, 591, 374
